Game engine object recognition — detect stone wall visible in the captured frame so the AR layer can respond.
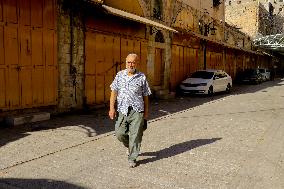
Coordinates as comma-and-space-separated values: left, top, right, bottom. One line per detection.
226, 0, 284, 37
225, 1, 259, 38
57, 0, 84, 112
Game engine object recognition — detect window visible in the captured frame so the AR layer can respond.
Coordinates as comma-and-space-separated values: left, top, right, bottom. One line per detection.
155, 31, 165, 43
213, 0, 222, 7
237, 1, 241, 4
229, 1, 231, 5
269, 2, 274, 16
153, 0, 163, 20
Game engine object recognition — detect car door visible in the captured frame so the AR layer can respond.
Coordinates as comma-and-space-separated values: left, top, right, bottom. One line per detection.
220, 72, 229, 91
213, 73, 222, 92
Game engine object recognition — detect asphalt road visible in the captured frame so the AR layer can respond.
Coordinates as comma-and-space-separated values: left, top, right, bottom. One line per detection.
0, 79, 283, 189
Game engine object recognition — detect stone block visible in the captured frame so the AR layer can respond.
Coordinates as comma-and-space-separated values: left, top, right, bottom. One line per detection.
5, 112, 50, 126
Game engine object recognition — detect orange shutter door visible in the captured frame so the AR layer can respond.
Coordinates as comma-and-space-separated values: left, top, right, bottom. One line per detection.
19, 26, 33, 107
43, 0, 55, 29
20, 26, 32, 67
31, 0, 43, 27
19, 0, 31, 26
19, 67, 33, 107
171, 45, 178, 90
85, 31, 96, 105
121, 38, 134, 71
133, 40, 140, 59
44, 67, 56, 104
140, 41, 147, 74
0, 25, 6, 108
120, 38, 128, 71
32, 67, 44, 105
8, 69, 20, 108
104, 35, 115, 104
184, 47, 190, 78
154, 48, 162, 86
5, 26, 20, 108
182, 47, 186, 81
0, 68, 5, 108
0, 0, 3, 22
44, 29, 55, 66
4, 0, 18, 24
178, 46, 183, 83
113, 36, 120, 74
95, 34, 106, 104
32, 28, 43, 66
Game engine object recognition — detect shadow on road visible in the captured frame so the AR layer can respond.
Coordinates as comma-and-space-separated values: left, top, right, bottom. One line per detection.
0, 110, 114, 148
0, 178, 86, 189
138, 138, 222, 166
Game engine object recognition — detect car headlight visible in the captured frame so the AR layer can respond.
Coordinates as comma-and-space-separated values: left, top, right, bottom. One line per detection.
199, 83, 207, 86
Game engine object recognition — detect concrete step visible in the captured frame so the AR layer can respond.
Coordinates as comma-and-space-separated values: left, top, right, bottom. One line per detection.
5, 112, 50, 126
155, 89, 176, 100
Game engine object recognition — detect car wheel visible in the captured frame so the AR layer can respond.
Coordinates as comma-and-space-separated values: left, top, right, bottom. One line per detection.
226, 84, 231, 93
208, 86, 213, 96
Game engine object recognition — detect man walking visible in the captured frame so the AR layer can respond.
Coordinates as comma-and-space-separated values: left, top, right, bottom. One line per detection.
109, 53, 151, 168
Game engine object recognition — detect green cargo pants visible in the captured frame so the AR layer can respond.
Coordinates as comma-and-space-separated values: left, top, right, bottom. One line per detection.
115, 108, 144, 162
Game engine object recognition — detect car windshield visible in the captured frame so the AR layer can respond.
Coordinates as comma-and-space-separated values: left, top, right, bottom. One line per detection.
244, 69, 257, 75
190, 71, 214, 79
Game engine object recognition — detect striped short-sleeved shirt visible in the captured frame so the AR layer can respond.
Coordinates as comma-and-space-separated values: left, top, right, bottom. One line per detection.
110, 69, 151, 116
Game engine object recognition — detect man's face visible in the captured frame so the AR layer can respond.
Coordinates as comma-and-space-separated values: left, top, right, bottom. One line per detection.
126, 55, 138, 74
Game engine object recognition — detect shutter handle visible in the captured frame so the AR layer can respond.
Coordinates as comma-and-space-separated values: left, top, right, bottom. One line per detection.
26, 39, 31, 55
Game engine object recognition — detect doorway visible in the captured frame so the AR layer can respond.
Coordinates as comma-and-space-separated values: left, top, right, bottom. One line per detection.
153, 48, 164, 86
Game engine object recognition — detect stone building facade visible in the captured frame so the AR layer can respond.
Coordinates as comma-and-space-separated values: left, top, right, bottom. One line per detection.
225, 0, 284, 38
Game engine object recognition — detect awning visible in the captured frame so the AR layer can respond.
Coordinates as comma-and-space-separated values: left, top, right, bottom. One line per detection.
253, 34, 284, 53
176, 28, 262, 55
102, 5, 178, 33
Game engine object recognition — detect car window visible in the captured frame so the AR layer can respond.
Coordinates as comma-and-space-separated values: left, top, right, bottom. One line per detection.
190, 71, 214, 79
243, 69, 258, 76
219, 72, 227, 78
214, 73, 223, 79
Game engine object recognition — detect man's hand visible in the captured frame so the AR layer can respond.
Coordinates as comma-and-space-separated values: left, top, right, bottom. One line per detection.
143, 96, 149, 120
109, 91, 117, 120
109, 108, 116, 120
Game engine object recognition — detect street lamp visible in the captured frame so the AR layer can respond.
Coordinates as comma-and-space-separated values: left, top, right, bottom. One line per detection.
198, 11, 217, 36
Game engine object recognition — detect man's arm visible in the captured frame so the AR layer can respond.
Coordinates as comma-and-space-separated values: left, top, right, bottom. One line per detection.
143, 96, 149, 119
109, 90, 117, 119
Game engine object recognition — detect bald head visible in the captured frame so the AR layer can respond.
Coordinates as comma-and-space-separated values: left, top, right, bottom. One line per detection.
126, 53, 139, 62
126, 53, 139, 74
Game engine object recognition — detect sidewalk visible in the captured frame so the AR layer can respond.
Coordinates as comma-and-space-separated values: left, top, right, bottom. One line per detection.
0, 79, 284, 189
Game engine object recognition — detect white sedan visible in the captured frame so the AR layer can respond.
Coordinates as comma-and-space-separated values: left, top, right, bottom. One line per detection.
179, 69, 232, 95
